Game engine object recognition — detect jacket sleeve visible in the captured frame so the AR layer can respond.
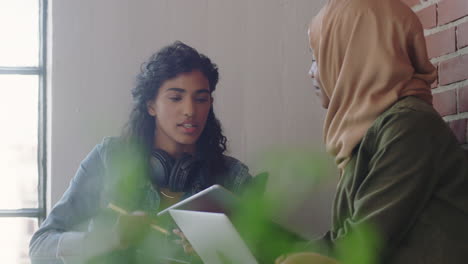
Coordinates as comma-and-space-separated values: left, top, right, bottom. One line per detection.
29, 143, 118, 264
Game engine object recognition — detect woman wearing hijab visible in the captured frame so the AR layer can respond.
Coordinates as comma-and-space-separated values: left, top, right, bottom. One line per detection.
278, 0, 468, 263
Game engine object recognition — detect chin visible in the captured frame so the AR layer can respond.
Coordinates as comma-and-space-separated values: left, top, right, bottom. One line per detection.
176, 137, 199, 146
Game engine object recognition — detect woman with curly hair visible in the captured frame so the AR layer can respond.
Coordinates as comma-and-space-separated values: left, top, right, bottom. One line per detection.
29, 41, 251, 264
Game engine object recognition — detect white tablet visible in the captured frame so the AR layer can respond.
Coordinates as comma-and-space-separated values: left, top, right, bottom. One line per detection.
157, 184, 238, 216
169, 209, 258, 264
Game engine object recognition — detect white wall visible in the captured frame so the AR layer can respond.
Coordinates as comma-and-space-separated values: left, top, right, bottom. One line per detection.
49, 0, 335, 237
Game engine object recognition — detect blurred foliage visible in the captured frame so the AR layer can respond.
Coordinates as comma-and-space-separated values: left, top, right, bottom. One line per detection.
231, 147, 381, 264
334, 224, 381, 264
257, 147, 330, 206
82, 145, 381, 264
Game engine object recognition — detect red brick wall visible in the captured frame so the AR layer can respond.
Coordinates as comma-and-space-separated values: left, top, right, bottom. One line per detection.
403, 0, 468, 148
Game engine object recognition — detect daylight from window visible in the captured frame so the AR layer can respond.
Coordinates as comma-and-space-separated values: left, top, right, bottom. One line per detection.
0, 1, 43, 263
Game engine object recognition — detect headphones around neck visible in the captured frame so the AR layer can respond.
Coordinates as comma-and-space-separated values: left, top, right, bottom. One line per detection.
149, 149, 200, 192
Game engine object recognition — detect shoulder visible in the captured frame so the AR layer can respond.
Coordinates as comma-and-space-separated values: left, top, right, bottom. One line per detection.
223, 155, 250, 177
376, 97, 445, 130
366, 97, 454, 149
90, 136, 140, 170
223, 155, 248, 169
220, 155, 252, 194
98, 136, 126, 153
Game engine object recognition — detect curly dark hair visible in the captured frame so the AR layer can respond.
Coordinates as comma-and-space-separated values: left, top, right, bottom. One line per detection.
122, 41, 227, 181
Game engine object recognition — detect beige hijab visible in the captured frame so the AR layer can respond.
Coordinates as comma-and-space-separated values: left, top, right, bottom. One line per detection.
309, 0, 437, 169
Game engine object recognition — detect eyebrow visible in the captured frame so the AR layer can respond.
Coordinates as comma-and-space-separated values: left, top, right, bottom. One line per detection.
165, 87, 211, 94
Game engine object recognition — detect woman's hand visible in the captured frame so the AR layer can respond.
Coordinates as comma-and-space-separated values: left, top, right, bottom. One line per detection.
275, 252, 339, 264
172, 228, 196, 255
114, 211, 151, 249
82, 210, 152, 260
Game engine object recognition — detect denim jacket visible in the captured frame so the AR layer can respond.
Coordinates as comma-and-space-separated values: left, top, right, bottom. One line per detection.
29, 137, 251, 264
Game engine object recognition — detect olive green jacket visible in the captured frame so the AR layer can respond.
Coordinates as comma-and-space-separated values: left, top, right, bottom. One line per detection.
321, 96, 468, 263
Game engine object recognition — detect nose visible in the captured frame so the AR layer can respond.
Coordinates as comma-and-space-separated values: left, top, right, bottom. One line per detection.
308, 60, 317, 78
183, 99, 195, 118
308, 64, 314, 78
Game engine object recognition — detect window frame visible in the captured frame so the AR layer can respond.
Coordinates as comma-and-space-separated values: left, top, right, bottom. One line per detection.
0, 0, 48, 224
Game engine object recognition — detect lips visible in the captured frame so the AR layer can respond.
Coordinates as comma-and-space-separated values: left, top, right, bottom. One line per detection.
178, 122, 198, 134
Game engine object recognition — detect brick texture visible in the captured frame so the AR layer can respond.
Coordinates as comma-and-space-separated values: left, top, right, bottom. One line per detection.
459, 86, 468, 113
438, 0, 468, 25
431, 77, 439, 89
449, 119, 467, 144
433, 90, 457, 116
425, 28, 456, 58
439, 54, 468, 85
422, 0, 468, 144
457, 22, 468, 50
431, 64, 439, 89
416, 5, 437, 29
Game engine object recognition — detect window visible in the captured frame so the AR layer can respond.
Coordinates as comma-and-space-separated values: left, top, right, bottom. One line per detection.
0, 0, 47, 263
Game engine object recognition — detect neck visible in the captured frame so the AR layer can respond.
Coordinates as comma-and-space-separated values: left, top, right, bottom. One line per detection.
154, 139, 195, 159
